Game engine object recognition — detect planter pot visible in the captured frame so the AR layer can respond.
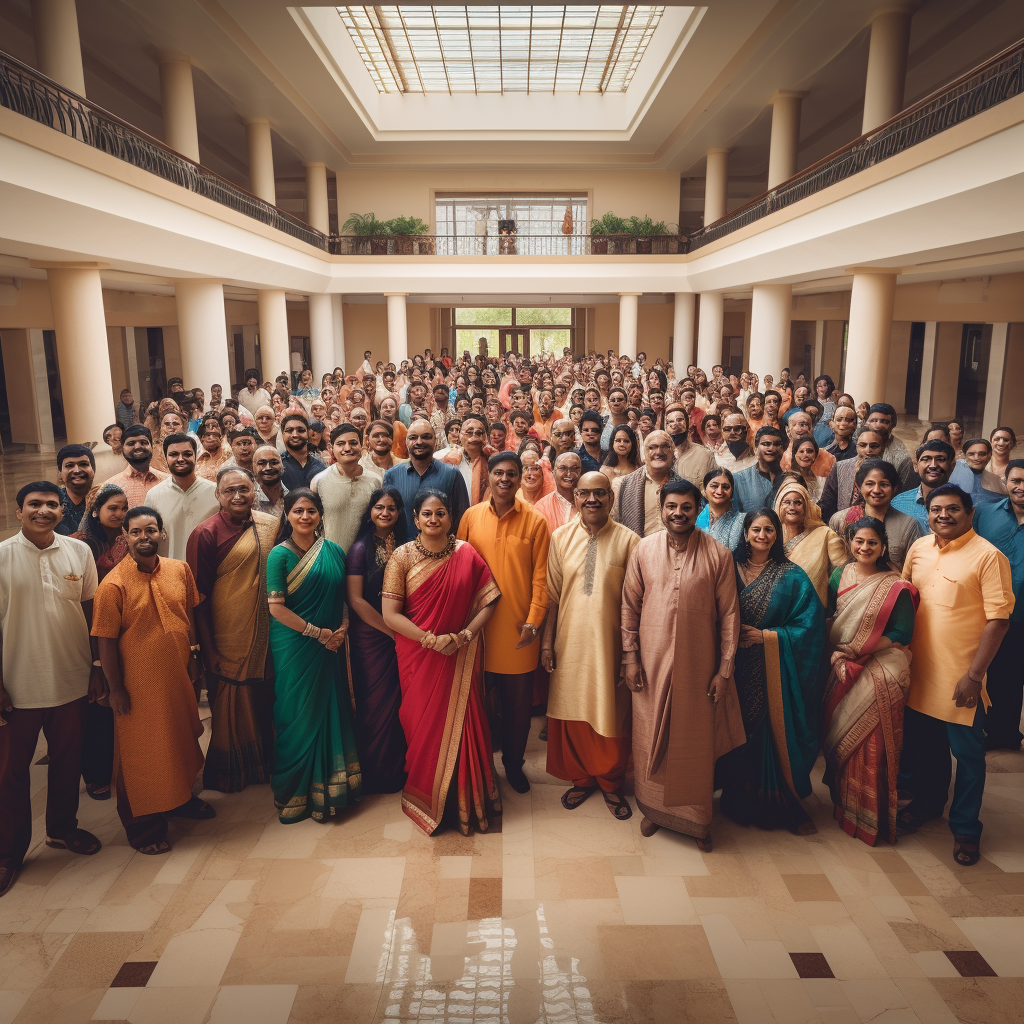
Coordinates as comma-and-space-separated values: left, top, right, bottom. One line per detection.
413, 234, 435, 255
591, 236, 609, 254
608, 233, 632, 254
370, 237, 390, 255
634, 237, 653, 254
392, 235, 414, 255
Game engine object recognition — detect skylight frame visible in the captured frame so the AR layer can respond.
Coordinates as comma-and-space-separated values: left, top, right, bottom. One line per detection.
335, 5, 666, 96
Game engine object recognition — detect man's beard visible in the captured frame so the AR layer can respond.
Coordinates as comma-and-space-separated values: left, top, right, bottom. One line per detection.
727, 439, 748, 458
124, 452, 151, 470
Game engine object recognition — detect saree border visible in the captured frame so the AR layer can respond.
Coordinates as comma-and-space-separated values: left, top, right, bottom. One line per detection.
763, 629, 796, 794
286, 537, 324, 595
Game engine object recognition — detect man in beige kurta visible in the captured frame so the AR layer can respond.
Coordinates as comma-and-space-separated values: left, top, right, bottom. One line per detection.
542, 472, 639, 819
621, 479, 745, 850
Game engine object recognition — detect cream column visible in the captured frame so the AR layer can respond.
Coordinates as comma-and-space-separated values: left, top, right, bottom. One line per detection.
704, 149, 729, 224
158, 53, 200, 163
916, 321, 938, 421
308, 294, 334, 378
618, 293, 640, 360
245, 118, 276, 204
672, 293, 696, 371
812, 321, 825, 377
304, 162, 329, 233
257, 289, 290, 382
767, 91, 807, 188
43, 264, 114, 444
30, 0, 85, 94
696, 292, 724, 372
331, 293, 346, 369
386, 293, 409, 367
749, 284, 792, 379
862, 7, 913, 133
844, 270, 898, 404
174, 280, 231, 400
982, 323, 1009, 436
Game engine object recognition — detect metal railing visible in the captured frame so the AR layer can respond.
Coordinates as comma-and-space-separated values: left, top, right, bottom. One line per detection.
328, 233, 684, 256
0, 50, 328, 250
687, 37, 1024, 251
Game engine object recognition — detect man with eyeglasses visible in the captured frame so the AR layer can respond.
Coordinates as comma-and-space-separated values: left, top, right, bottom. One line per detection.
542, 472, 639, 821
892, 440, 957, 533
546, 419, 578, 465
818, 429, 886, 523
439, 414, 491, 505
733, 427, 786, 513
900, 484, 1014, 868
576, 411, 606, 474
714, 412, 757, 474
612, 431, 680, 538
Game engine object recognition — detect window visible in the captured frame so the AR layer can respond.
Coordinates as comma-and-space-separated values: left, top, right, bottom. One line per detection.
435, 193, 588, 254
338, 6, 665, 95
452, 307, 576, 358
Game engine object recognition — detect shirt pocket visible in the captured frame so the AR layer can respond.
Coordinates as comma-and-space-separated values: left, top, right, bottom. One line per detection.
929, 575, 961, 609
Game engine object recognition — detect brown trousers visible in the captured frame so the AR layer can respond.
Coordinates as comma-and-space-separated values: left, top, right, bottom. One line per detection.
0, 697, 87, 869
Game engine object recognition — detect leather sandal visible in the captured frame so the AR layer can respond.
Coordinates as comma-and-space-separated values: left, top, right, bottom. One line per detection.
137, 841, 171, 856
603, 791, 633, 821
560, 785, 597, 810
953, 838, 981, 867
45, 829, 101, 856
85, 783, 111, 801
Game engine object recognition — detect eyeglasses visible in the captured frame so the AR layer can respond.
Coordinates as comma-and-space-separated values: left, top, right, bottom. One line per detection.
575, 488, 609, 499
723, 425, 746, 433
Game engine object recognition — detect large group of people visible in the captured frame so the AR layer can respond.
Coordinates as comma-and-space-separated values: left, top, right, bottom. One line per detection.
1, 344, 1021, 899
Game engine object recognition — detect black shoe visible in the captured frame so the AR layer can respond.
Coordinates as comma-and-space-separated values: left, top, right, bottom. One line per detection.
504, 765, 531, 794
0, 865, 18, 898
984, 735, 1022, 752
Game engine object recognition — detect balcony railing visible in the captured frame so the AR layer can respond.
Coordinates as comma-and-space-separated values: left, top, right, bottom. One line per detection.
687, 36, 1024, 251
0, 50, 327, 250
328, 234, 685, 256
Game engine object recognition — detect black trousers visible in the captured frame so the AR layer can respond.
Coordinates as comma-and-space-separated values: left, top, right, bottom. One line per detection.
984, 619, 1024, 748
485, 671, 534, 773
81, 701, 114, 787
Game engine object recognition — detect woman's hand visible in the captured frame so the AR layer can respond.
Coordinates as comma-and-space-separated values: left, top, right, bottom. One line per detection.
540, 648, 555, 673
739, 625, 764, 647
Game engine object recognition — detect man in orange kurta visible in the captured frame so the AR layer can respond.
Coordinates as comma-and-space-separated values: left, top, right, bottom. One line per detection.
457, 451, 549, 793
92, 506, 209, 854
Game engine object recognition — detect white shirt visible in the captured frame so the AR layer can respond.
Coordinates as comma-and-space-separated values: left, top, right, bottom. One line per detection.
147, 475, 220, 561
236, 387, 273, 417
0, 532, 97, 708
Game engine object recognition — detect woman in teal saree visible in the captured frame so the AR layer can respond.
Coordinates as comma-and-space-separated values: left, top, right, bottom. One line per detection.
718, 507, 825, 834
267, 488, 361, 823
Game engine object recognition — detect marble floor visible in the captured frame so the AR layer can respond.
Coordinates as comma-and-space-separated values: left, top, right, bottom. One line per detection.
2, 710, 1024, 1024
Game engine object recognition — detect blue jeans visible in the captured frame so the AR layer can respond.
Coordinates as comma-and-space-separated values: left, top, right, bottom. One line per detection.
898, 704, 986, 841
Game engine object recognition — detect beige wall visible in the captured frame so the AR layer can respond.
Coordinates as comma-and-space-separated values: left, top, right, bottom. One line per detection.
335, 169, 682, 231
1000, 324, 1024, 434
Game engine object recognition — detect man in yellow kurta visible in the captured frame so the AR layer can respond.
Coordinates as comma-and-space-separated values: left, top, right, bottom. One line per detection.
900, 483, 1014, 867
457, 452, 549, 793
542, 471, 639, 820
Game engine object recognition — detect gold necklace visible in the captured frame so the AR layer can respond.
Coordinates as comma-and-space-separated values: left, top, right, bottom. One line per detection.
414, 535, 455, 560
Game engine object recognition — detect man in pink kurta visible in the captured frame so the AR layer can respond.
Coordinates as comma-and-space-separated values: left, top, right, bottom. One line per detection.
621, 479, 745, 850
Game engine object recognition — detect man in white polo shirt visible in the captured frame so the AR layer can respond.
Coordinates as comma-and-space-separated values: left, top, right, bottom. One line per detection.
0, 481, 103, 897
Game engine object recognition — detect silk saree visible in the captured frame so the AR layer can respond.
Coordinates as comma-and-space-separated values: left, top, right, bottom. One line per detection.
268, 537, 362, 823
822, 565, 917, 845
383, 539, 502, 836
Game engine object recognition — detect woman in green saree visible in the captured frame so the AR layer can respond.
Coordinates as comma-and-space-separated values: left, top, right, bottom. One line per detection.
718, 507, 825, 834
267, 488, 361, 823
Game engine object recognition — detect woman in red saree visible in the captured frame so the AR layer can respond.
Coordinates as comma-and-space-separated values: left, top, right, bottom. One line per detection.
822, 516, 918, 846
383, 489, 502, 836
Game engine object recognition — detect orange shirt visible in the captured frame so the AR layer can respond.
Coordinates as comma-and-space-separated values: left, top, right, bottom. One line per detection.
902, 529, 1014, 725
456, 497, 550, 673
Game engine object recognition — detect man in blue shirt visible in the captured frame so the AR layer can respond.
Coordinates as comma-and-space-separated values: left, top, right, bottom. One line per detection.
115, 389, 138, 430
891, 440, 955, 532
734, 427, 786, 513
972, 459, 1024, 750
383, 419, 470, 536
575, 411, 606, 474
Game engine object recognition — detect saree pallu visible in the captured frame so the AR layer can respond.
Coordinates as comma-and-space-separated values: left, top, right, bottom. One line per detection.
386, 541, 502, 836
204, 514, 277, 792
269, 538, 362, 823
822, 567, 917, 846
719, 561, 825, 833
696, 508, 746, 553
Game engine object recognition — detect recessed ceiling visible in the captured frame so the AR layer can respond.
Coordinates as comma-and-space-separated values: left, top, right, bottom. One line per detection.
336, 5, 665, 96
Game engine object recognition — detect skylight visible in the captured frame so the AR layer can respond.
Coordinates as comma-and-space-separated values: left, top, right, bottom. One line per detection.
336, 5, 665, 95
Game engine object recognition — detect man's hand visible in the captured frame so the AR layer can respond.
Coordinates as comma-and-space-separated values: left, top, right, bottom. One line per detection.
622, 662, 645, 692
952, 673, 983, 709
108, 686, 131, 717
707, 672, 731, 704
515, 623, 539, 650
739, 626, 764, 648
88, 665, 107, 703
540, 648, 555, 673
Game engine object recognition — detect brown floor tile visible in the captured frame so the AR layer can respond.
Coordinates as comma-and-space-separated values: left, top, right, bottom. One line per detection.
7, 985, 106, 1024
44, 934, 146, 990
781, 873, 841, 902
535, 855, 619, 900
789, 952, 835, 978
931, 977, 1024, 1024
598, 925, 720, 981
466, 876, 502, 920
945, 949, 998, 977
109, 960, 158, 988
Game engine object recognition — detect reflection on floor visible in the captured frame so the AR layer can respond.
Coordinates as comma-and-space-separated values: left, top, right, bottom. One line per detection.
3, 709, 1024, 1024
4, 443, 1024, 1023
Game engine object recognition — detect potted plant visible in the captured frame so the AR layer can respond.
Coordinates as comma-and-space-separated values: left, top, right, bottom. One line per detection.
590, 212, 628, 254
627, 215, 667, 254
387, 216, 432, 255
342, 212, 392, 254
